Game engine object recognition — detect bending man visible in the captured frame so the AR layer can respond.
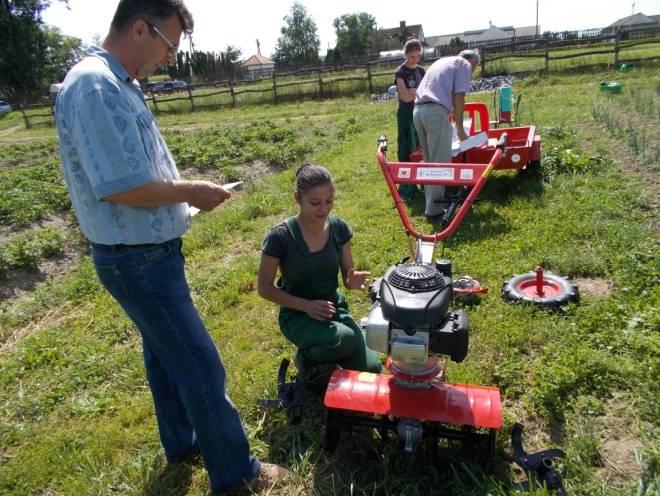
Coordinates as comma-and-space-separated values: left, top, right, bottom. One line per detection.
413, 50, 480, 219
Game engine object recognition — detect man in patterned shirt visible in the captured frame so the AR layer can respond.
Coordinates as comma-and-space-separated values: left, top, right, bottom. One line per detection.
55, 0, 288, 493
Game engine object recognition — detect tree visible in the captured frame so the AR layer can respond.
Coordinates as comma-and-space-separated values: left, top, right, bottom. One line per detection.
0, 0, 69, 103
272, 2, 319, 66
448, 36, 466, 54
332, 12, 375, 60
43, 25, 83, 83
220, 45, 241, 70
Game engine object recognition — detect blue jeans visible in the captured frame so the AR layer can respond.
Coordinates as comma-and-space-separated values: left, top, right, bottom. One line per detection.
91, 238, 259, 493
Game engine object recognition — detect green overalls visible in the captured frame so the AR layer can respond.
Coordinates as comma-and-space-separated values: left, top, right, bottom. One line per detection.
278, 217, 381, 373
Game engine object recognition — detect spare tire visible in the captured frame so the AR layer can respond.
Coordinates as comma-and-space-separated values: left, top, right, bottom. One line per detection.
502, 271, 579, 308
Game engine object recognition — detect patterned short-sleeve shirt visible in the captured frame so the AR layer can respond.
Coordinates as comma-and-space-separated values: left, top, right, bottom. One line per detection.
415, 56, 472, 113
55, 47, 190, 245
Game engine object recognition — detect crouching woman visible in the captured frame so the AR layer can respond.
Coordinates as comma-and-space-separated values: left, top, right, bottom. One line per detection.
257, 164, 381, 374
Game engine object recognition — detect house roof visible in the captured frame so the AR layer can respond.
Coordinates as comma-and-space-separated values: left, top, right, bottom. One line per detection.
426, 25, 539, 47
473, 26, 513, 42
608, 12, 656, 27
241, 54, 275, 67
380, 23, 424, 42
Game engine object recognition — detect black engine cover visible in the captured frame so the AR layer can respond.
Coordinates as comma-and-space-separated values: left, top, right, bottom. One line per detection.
379, 264, 452, 328
429, 310, 469, 362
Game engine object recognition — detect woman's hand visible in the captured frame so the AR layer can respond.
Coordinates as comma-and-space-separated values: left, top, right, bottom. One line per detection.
305, 299, 336, 321
345, 268, 370, 290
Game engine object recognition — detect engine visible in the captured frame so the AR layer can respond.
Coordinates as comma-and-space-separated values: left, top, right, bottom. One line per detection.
363, 261, 469, 383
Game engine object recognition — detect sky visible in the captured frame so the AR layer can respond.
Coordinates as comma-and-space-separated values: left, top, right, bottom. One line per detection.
42, 0, 660, 59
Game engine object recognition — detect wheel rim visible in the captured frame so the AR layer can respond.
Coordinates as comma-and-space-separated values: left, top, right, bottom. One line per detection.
513, 277, 564, 297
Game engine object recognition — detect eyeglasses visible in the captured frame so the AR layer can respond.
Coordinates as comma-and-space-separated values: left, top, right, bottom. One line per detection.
146, 22, 178, 58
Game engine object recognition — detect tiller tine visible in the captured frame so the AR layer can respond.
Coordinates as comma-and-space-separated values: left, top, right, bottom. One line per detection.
257, 358, 304, 425
511, 422, 567, 496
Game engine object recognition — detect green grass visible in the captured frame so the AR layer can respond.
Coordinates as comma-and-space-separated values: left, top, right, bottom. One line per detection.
0, 66, 658, 495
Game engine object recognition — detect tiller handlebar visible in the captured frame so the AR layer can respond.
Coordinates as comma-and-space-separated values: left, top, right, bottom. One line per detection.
377, 133, 508, 245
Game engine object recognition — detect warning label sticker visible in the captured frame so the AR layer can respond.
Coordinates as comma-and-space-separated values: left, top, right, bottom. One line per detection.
460, 168, 474, 180
417, 167, 455, 180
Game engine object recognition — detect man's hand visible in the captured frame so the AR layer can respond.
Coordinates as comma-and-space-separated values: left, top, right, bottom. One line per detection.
457, 128, 469, 142
305, 299, 336, 321
188, 181, 231, 211
104, 179, 231, 210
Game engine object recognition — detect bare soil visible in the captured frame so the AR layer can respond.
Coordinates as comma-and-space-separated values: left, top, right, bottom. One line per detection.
573, 277, 614, 298
595, 396, 645, 487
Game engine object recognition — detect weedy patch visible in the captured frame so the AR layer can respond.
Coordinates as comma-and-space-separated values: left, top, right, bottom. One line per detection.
591, 90, 660, 168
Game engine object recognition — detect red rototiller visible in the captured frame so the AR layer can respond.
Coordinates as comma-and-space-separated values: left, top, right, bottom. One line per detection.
320, 134, 509, 460
261, 133, 568, 494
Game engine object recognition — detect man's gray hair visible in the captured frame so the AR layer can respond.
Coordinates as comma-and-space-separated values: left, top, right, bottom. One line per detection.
459, 49, 480, 64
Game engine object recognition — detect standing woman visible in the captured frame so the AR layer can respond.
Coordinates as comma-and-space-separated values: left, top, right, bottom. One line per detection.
258, 164, 381, 374
394, 39, 426, 200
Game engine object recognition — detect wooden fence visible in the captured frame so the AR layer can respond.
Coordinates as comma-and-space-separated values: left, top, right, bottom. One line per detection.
16, 27, 660, 126
145, 61, 399, 112
478, 29, 660, 74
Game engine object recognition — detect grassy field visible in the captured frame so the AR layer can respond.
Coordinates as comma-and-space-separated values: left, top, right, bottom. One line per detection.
0, 66, 658, 495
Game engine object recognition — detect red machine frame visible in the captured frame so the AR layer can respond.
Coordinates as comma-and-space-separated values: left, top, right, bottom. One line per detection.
323, 136, 509, 449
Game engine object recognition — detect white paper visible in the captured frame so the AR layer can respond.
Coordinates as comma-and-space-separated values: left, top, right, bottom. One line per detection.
222, 181, 243, 191
451, 132, 488, 157
188, 181, 244, 217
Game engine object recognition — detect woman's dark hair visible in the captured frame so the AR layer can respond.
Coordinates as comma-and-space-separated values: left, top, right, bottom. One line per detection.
295, 164, 334, 194
111, 0, 194, 34
404, 39, 422, 54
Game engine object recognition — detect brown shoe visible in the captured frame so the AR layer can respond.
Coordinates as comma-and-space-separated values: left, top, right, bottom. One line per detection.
245, 463, 290, 492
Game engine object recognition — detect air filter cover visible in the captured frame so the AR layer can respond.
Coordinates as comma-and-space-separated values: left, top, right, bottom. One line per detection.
380, 264, 452, 327
387, 264, 446, 293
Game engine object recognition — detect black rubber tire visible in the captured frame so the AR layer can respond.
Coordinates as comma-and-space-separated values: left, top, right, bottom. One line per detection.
502, 271, 579, 308
518, 159, 542, 179
527, 159, 541, 171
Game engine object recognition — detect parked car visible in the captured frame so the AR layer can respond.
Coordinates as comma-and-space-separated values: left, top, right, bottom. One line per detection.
143, 80, 188, 95
161, 81, 188, 93
143, 81, 165, 93
0, 101, 12, 113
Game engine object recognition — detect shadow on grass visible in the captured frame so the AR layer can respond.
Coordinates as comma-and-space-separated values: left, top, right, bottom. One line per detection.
387, 171, 543, 246
479, 168, 545, 206
144, 455, 194, 496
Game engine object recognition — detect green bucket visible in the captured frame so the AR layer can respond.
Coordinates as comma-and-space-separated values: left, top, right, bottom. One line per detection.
599, 81, 623, 94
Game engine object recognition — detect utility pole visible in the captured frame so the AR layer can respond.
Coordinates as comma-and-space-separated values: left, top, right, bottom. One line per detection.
536, 0, 539, 37
188, 35, 195, 79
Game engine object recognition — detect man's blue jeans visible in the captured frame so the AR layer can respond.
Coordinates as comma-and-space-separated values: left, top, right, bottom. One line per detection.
91, 238, 260, 492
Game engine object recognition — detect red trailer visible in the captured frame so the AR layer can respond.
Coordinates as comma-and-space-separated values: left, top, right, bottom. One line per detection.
409, 102, 541, 171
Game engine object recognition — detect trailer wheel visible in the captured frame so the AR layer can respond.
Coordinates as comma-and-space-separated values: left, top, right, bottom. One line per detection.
503, 269, 579, 308
519, 159, 541, 179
